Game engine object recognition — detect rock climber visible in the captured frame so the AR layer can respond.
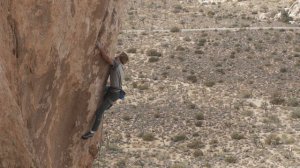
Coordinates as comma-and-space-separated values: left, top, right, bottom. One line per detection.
82, 43, 129, 140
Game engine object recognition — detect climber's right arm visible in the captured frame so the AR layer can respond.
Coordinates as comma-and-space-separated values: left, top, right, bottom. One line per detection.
97, 42, 114, 65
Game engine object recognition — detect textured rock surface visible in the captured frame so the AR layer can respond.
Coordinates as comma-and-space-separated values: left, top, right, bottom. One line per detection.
0, 0, 125, 167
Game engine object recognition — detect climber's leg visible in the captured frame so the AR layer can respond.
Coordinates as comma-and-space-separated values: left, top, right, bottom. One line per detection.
82, 88, 120, 140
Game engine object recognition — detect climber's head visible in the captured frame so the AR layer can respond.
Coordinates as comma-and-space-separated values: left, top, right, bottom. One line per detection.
118, 52, 129, 65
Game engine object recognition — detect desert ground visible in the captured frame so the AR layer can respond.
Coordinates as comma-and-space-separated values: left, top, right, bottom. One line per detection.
93, 0, 300, 167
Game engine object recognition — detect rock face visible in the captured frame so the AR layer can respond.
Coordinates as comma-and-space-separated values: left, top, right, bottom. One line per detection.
0, 1, 125, 168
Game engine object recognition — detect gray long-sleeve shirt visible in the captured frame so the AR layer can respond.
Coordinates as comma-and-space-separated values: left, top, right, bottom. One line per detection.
109, 59, 124, 89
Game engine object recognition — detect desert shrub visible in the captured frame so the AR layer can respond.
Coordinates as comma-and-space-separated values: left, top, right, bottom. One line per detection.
201, 32, 208, 37
197, 39, 207, 46
176, 45, 185, 51
231, 132, 245, 140
287, 98, 299, 107
193, 150, 204, 157
161, 71, 168, 78
296, 60, 300, 67
280, 67, 288, 73
270, 93, 285, 105
254, 42, 264, 51
116, 159, 126, 168
279, 10, 293, 23
154, 113, 161, 118
225, 156, 237, 163
126, 47, 137, 53
209, 139, 218, 148
146, 49, 162, 56
212, 41, 219, 46
172, 134, 187, 142
174, 4, 183, 10
294, 47, 300, 52
117, 40, 124, 47
195, 50, 204, 54
125, 75, 131, 81
204, 81, 216, 87
141, 31, 148, 35
188, 103, 197, 109
207, 11, 215, 18
265, 134, 281, 145
252, 11, 258, 14
230, 51, 236, 58
161, 42, 170, 48
132, 82, 138, 88
137, 83, 149, 90
142, 133, 155, 141
291, 108, 300, 119
171, 163, 187, 168
122, 115, 131, 121
241, 91, 252, 98
187, 75, 197, 83
172, 4, 183, 13
187, 140, 205, 149
170, 26, 181, 32
195, 121, 203, 127
281, 134, 295, 144
148, 56, 160, 63
128, 11, 134, 15
195, 112, 204, 120
184, 36, 191, 41
263, 115, 280, 124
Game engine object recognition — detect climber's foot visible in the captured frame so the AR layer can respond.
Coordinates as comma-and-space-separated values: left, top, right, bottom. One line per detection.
82, 131, 94, 140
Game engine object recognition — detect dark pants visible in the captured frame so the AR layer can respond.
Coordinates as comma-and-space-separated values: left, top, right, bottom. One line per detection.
91, 87, 120, 131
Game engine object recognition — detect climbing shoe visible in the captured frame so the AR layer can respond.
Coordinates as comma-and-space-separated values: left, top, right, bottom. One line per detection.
81, 131, 94, 140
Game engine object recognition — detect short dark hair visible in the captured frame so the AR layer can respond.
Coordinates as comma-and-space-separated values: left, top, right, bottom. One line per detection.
119, 52, 129, 64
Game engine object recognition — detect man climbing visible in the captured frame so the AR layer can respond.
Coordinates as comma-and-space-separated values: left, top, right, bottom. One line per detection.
82, 43, 129, 140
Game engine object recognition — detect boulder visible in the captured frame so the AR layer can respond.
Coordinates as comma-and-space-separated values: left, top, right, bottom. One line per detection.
289, 0, 300, 20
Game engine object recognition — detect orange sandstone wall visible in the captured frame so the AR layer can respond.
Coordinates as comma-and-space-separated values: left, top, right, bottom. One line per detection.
0, 0, 125, 167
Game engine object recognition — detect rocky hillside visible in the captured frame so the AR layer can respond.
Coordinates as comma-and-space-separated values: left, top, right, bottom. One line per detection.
0, 1, 125, 168
95, 0, 300, 167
